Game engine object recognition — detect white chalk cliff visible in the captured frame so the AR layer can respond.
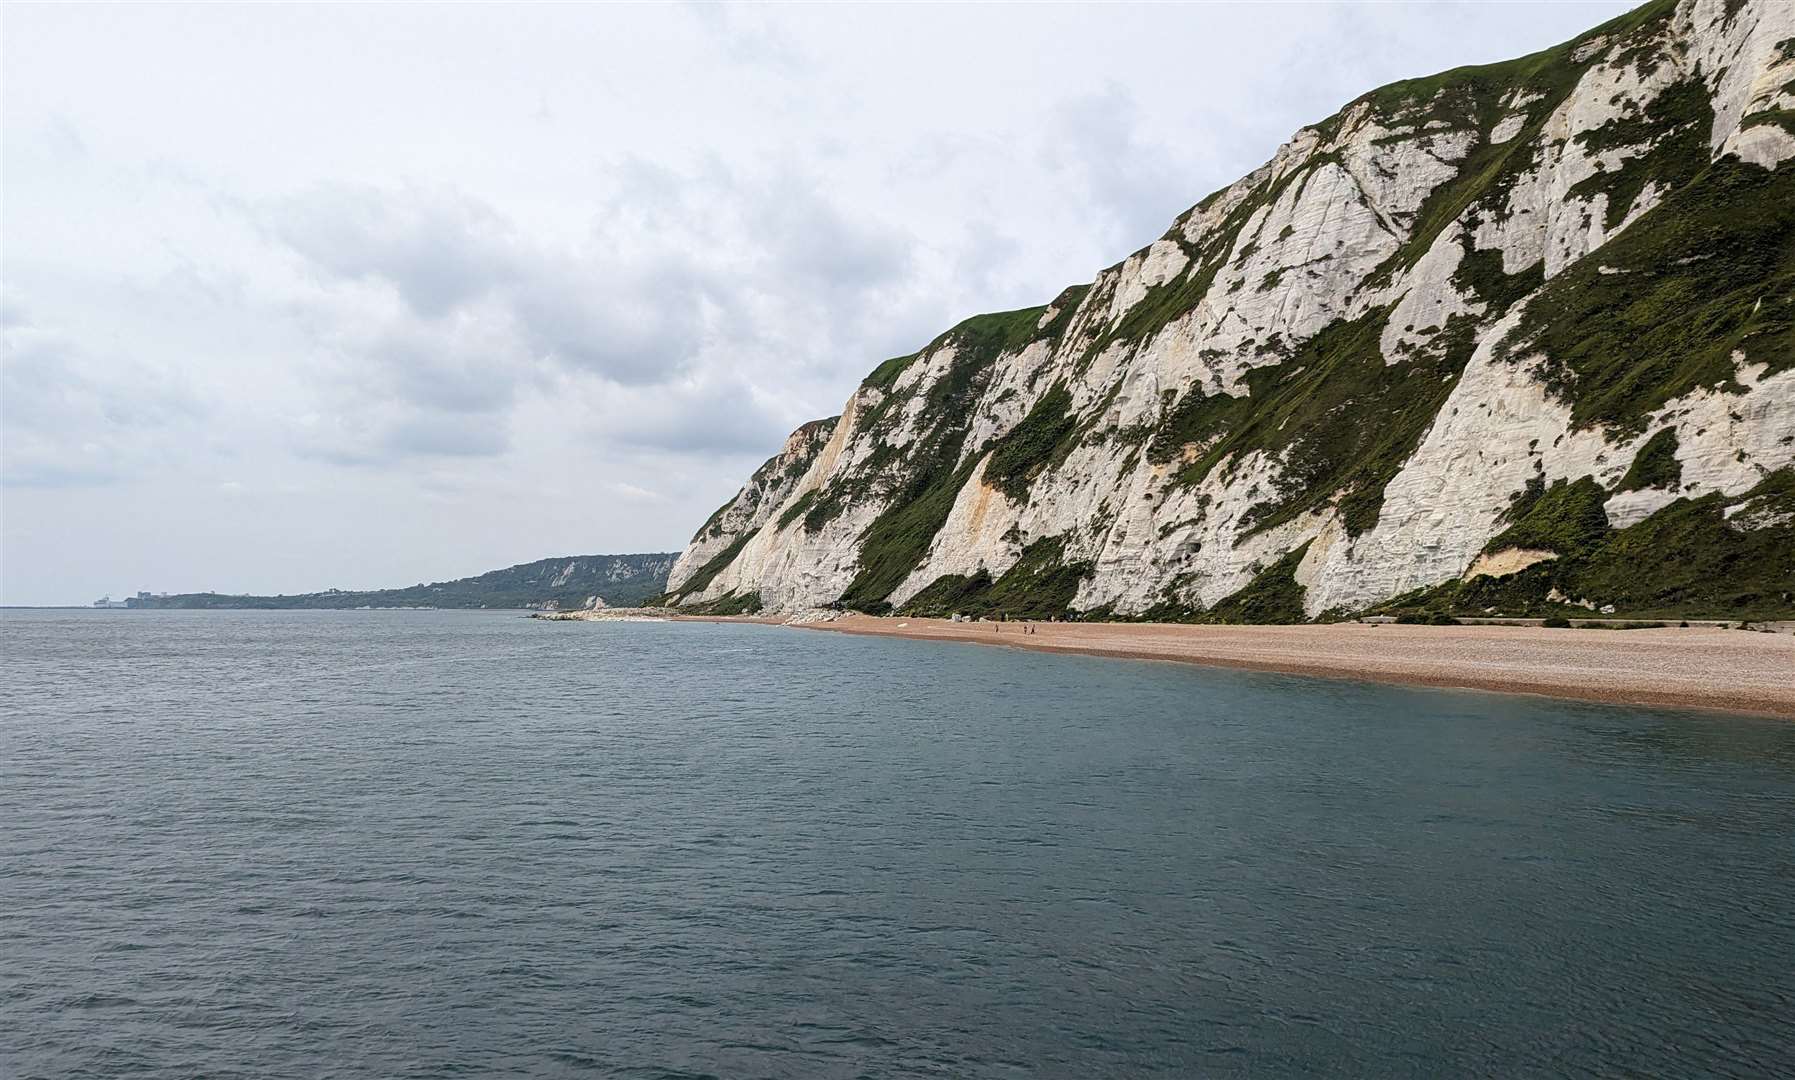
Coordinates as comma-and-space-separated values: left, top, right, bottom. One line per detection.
666, 0, 1795, 621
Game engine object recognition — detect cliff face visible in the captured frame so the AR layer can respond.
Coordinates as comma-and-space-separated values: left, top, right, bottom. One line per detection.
664, 417, 838, 599
670, 0, 1795, 621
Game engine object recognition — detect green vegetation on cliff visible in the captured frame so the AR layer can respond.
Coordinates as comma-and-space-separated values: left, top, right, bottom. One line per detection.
662, 532, 755, 605
1197, 542, 1313, 624
900, 536, 1093, 620
1379, 469, 1795, 620
1485, 476, 1611, 556
1496, 160, 1795, 433
1617, 428, 1683, 492
833, 302, 1100, 611
1153, 306, 1491, 540
685, 590, 764, 616
983, 383, 1077, 502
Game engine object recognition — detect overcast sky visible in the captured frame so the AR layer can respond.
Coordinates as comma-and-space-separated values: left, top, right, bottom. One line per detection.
2, 1, 1631, 605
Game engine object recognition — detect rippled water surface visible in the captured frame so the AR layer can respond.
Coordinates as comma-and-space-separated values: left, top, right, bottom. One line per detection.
4, 609, 1794, 1078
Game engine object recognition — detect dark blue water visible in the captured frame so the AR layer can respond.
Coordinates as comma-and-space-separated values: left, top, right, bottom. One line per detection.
3, 609, 1793, 1078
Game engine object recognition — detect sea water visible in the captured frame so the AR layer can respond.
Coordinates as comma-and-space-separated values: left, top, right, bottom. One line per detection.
3, 608, 1792, 1078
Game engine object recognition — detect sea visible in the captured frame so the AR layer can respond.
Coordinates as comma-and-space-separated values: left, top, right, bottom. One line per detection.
3, 608, 1792, 1078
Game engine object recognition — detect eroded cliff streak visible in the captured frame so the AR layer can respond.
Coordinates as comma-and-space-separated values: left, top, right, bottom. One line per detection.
668, 0, 1795, 622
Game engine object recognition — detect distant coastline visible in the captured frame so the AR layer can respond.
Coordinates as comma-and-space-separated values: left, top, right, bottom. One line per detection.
62, 553, 676, 613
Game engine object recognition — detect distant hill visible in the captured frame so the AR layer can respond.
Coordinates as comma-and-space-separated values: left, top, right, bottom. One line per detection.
128, 554, 677, 611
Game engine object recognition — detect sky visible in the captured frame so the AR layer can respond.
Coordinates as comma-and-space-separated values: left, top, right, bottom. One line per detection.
1, 1, 1634, 605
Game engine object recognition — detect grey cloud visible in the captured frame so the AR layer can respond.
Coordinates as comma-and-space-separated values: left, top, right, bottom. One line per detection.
267, 182, 708, 390
1042, 83, 1196, 250
382, 413, 510, 459
35, 113, 89, 164
270, 184, 515, 317
289, 399, 512, 466
263, 162, 927, 438
751, 178, 913, 295
508, 258, 705, 387
0, 294, 31, 329
599, 377, 794, 456
363, 315, 527, 416
601, 157, 915, 300
955, 221, 1029, 305
1, 312, 207, 486
681, 2, 808, 74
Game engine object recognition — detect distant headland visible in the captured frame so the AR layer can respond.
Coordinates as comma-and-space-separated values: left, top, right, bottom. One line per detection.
86, 553, 675, 612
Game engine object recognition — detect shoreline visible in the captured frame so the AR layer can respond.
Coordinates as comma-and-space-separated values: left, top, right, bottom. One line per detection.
678, 614, 1795, 721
